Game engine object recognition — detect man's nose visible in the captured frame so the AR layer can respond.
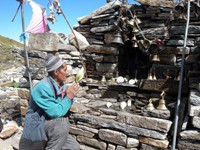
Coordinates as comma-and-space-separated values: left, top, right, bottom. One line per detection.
66, 73, 70, 77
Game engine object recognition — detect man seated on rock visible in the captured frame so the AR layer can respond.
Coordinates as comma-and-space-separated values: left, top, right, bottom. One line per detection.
19, 54, 80, 150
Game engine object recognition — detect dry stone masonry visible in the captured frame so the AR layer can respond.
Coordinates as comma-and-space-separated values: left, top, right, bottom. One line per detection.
0, 0, 200, 149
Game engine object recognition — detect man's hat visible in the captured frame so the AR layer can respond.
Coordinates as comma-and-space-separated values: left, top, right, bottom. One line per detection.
45, 54, 65, 72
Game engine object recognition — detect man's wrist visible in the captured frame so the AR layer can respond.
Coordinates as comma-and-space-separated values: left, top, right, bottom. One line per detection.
66, 94, 73, 100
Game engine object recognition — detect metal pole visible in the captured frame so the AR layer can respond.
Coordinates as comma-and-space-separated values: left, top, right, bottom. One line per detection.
20, 2, 33, 92
171, 0, 190, 149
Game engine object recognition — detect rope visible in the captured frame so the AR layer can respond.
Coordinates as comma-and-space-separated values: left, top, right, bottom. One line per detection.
127, 9, 146, 39
48, 0, 86, 77
47, 0, 82, 59
60, 11, 83, 59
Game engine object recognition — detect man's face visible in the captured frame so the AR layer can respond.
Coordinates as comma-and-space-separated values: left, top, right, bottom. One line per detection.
55, 63, 67, 82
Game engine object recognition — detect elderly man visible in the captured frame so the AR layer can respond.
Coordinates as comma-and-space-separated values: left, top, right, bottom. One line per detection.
20, 54, 80, 150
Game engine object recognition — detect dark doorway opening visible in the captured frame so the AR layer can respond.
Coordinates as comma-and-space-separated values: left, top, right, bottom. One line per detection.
118, 40, 151, 79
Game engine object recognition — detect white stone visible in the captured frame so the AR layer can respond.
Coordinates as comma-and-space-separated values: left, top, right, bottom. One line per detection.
107, 144, 116, 150
127, 138, 139, 148
106, 102, 112, 108
0, 121, 19, 139
127, 99, 132, 107
120, 101, 127, 110
0, 139, 13, 150
69, 51, 80, 57
188, 105, 200, 117
68, 30, 89, 50
192, 116, 200, 129
128, 79, 135, 85
13, 78, 20, 83
0, 90, 7, 99
116, 76, 124, 83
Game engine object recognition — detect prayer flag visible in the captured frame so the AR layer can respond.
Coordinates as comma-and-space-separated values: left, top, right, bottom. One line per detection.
26, 0, 50, 33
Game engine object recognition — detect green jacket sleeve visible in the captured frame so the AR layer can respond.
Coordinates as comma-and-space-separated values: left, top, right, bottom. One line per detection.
32, 81, 72, 119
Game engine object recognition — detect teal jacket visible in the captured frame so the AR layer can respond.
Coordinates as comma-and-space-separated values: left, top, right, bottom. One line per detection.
31, 76, 72, 119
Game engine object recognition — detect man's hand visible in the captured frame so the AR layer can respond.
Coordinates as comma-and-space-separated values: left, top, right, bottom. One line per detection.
65, 83, 79, 99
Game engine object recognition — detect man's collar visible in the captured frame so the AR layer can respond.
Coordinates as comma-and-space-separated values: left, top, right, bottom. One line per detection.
48, 76, 66, 99
48, 76, 64, 88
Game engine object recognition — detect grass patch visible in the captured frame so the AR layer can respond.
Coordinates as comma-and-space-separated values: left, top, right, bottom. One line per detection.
0, 46, 15, 63
0, 35, 23, 48
13, 82, 19, 88
0, 35, 24, 71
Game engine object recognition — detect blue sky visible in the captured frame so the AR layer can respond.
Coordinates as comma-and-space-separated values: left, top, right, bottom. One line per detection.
0, 0, 137, 42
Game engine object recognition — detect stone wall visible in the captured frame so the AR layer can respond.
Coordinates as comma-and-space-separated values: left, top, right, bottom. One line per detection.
70, 0, 200, 149
1, 0, 200, 150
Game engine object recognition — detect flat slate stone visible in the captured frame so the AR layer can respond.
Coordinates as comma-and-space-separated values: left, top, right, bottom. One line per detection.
29, 32, 60, 51
140, 143, 160, 150
72, 114, 167, 140
99, 129, 127, 146
77, 0, 121, 24
21, 50, 47, 59
91, 25, 117, 33
135, 0, 174, 8
166, 39, 194, 46
87, 45, 119, 55
178, 140, 200, 150
159, 46, 190, 55
141, 109, 171, 120
170, 25, 200, 35
139, 137, 169, 149
180, 130, 200, 140
139, 79, 189, 94
117, 111, 172, 132
77, 135, 107, 150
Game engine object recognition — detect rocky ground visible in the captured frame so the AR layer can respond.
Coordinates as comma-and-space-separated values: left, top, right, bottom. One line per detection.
0, 45, 25, 85
0, 44, 25, 150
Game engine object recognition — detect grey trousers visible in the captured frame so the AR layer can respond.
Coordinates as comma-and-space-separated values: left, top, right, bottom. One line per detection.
44, 117, 80, 150
19, 138, 46, 150
19, 117, 80, 150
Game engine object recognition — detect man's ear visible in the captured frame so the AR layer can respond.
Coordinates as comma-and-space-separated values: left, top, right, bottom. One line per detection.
54, 69, 59, 75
